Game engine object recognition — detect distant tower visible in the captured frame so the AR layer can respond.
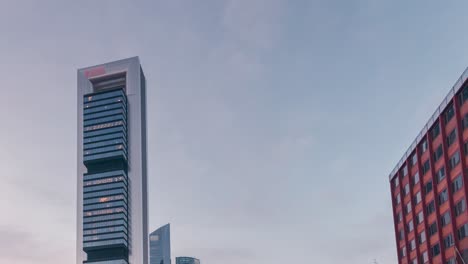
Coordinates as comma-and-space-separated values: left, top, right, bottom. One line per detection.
176, 257, 200, 264
150, 224, 171, 264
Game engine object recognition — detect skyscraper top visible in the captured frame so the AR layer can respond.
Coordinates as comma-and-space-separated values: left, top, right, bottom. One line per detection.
78, 56, 140, 75
150, 224, 171, 264
150, 223, 170, 235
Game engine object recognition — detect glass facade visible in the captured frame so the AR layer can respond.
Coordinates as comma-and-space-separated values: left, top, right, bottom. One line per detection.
83, 89, 127, 165
78, 57, 148, 264
175, 257, 200, 264
83, 88, 129, 263
150, 224, 171, 264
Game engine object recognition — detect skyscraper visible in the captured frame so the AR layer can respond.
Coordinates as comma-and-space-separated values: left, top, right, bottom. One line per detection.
389, 68, 468, 264
176, 257, 200, 264
150, 224, 171, 264
77, 57, 149, 264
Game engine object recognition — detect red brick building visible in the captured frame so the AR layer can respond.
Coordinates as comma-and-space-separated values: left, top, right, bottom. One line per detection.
390, 69, 468, 264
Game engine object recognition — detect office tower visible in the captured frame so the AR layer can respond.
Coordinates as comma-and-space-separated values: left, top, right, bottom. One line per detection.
77, 57, 148, 264
389, 68, 468, 264
176, 257, 200, 264
150, 224, 171, 264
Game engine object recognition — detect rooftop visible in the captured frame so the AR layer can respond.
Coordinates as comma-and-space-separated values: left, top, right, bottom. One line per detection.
389, 67, 468, 181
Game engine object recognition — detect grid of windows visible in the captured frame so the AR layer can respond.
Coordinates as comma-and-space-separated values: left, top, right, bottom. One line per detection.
390, 78, 468, 264
83, 89, 127, 165
83, 170, 128, 249
82, 88, 129, 257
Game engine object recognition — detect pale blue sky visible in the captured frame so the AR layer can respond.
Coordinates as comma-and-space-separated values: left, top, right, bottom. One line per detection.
1, 1, 468, 263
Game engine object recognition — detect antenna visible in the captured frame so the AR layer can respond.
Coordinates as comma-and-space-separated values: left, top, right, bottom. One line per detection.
455, 246, 467, 264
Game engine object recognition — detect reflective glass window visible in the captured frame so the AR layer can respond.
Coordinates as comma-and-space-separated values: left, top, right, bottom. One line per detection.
83, 150, 127, 162
84, 170, 126, 181
84, 108, 126, 121
83, 182, 127, 194
84, 132, 126, 144
84, 96, 126, 108
83, 188, 126, 199
84, 90, 125, 102
84, 114, 126, 127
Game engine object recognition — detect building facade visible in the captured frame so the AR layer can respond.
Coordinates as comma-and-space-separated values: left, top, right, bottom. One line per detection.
390, 68, 468, 264
175, 257, 200, 264
150, 224, 171, 264
77, 57, 149, 264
